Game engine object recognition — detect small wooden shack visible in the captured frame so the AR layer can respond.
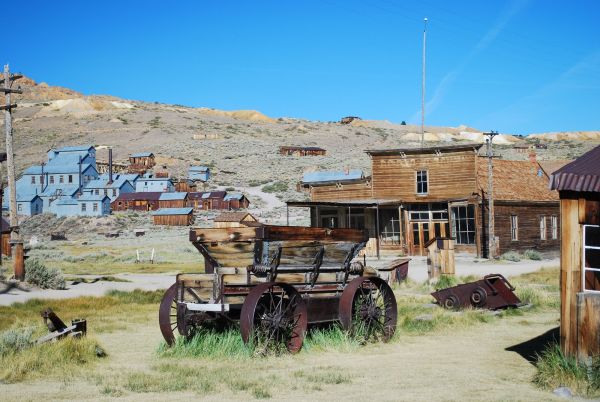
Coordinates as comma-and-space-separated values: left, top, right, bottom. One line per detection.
175, 180, 197, 193
213, 212, 260, 228
152, 208, 194, 226
158, 192, 188, 209
279, 146, 326, 157
425, 237, 455, 280
1, 217, 10, 257
128, 152, 156, 174
550, 145, 600, 361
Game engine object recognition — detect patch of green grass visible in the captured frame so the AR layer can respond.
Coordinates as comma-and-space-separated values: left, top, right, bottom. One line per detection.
158, 329, 254, 359
0, 335, 105, 383
534, 343, 600, 397
262, 181, 288, 193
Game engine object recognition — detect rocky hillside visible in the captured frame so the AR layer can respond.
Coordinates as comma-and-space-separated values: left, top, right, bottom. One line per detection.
1, 75, 598, 224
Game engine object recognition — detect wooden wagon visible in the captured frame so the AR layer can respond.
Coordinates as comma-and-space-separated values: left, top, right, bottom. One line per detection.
159, 225, 397, 353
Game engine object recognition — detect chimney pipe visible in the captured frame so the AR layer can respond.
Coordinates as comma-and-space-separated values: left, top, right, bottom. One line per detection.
108, 148, 113, 184
78, 155, 82, 196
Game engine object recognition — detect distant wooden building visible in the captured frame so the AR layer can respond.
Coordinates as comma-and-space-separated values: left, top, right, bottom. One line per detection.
128, 152, 156, 174
550, 145, 600, 361
174, 179, 197, 193
1, 217, 10, 257
188, 191, 228, 210
513, 143, 532, 153
158, 192, 188, 209
152, 208, 194, 226
279, 146, 327, 157
288, 143, 560, 257
224, 192, 250, 209
213, 212, 260, 228
111, 192, 162, 211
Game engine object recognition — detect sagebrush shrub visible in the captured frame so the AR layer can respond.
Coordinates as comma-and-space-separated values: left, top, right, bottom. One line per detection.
25, 258, 66, 289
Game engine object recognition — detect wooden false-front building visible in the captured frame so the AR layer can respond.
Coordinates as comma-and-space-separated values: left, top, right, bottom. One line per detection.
152, 207, 194, 226
288, 143, 560, 257
550, 145, 600, 361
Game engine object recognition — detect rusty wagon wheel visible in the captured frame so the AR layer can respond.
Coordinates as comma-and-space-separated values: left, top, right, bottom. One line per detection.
442, 294, 460, 310
470, 286, 488, 308
240, 282, 307, 354
339, 276, 397, 342
159, 284, 180, 346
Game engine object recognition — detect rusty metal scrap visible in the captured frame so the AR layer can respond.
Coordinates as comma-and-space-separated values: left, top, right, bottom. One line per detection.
431, 274, 521, 310
36, 308, 87, 344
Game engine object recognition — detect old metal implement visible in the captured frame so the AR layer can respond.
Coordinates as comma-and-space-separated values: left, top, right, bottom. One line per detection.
37, 308, 87, 344
431, 274, 521, 310
159, 225, 398, 353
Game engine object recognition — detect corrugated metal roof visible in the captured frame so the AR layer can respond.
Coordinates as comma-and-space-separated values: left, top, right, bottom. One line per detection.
302, 170, 364, 184
366, 143, 482, 156
113, 192, 163, 201
188, 191, 226, 200
24, 163, 95, 175
151, 207, 193, 216
39, 185, 80, 197
159, 192, 187, 201
78, 194, 110, 201
130, 152, 154, 158
223, 192, 244, 201
214, 212, 255, 222
550, 145, 600, 192
189, 166, 209, 172
476, 157, 558, 202
55, 145, 94, 152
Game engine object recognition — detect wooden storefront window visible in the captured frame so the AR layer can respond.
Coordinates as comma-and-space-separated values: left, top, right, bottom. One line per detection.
583, 225, 600, 292
451, 205, 475, 244
416, 170, 428, 195
540, 216, 547, 240
511, 215, 518, 241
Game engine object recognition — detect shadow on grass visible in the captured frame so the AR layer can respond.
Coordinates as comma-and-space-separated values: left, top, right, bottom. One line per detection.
505, 326, 559, 364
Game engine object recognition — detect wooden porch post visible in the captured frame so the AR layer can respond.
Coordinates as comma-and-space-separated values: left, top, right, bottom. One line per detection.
376, 204, 380, 260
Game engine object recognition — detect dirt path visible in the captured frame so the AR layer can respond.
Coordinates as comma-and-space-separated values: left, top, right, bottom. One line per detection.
2, 309, 561, 401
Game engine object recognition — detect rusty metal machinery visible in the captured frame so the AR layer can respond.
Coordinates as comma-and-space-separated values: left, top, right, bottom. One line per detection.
37, 308, 87, 344
159, 225, 398, 353
431, 274, 521, 310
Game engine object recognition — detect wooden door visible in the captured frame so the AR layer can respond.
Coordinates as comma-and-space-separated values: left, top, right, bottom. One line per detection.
410, 222, 431, 256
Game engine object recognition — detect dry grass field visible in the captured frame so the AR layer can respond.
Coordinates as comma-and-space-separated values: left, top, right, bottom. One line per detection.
0, 267, 572, 401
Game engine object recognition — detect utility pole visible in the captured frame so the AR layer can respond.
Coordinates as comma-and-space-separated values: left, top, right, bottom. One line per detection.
483, 131, 498, 259
421, 17, 428, 148
2, 65, 24, 280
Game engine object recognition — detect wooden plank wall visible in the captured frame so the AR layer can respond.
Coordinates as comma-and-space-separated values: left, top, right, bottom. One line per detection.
494, 203, 560, 253
576, 293, 600, 360
153, 214, 193, 226
371, 150, 477, 201
311, 182, 372, 202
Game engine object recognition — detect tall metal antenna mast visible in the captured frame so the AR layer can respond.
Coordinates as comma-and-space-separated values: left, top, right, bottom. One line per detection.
421, 17, 428, 148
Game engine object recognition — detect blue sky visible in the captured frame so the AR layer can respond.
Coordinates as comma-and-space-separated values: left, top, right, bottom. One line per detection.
6, 0, 600, 134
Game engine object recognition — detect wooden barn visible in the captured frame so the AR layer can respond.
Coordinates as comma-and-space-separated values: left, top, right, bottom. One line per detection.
1, 217, 10, 257
111, 192, 162, 211
128, 152, 156, 174
550, 145, 600, 361
213, 212, 260, 228
158, 192, 188, 209
279, 146, 327, 157
288, 143, 560, 258
152, 208, 194, 226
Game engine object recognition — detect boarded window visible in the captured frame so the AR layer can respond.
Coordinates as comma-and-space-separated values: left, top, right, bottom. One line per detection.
451, 205, 475, 244
30, 176, 35, 184
93, 203, 98, 212
511, 215, 519, 241
551, 216, 558, 240
50, 176, 55, 184
540, 216, 547, 240
416, 170, 428, 195
81, 203, 87, 212
583, 225, 600, 292
59, 175, 64, 184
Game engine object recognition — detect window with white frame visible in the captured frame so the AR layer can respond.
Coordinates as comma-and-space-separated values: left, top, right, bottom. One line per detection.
81, 203, 86, 212
583, 225, 600, 292
416, 170, 428, 195
540, 216, 547, 240
93, 203, 98, 212
551, 216, 558, 240
511, 215, 519, 241
451, 205, 475, 244
59, 175, 64, 184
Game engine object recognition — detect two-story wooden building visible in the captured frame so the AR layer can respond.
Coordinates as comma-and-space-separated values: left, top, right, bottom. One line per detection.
288, 143, 560, 257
